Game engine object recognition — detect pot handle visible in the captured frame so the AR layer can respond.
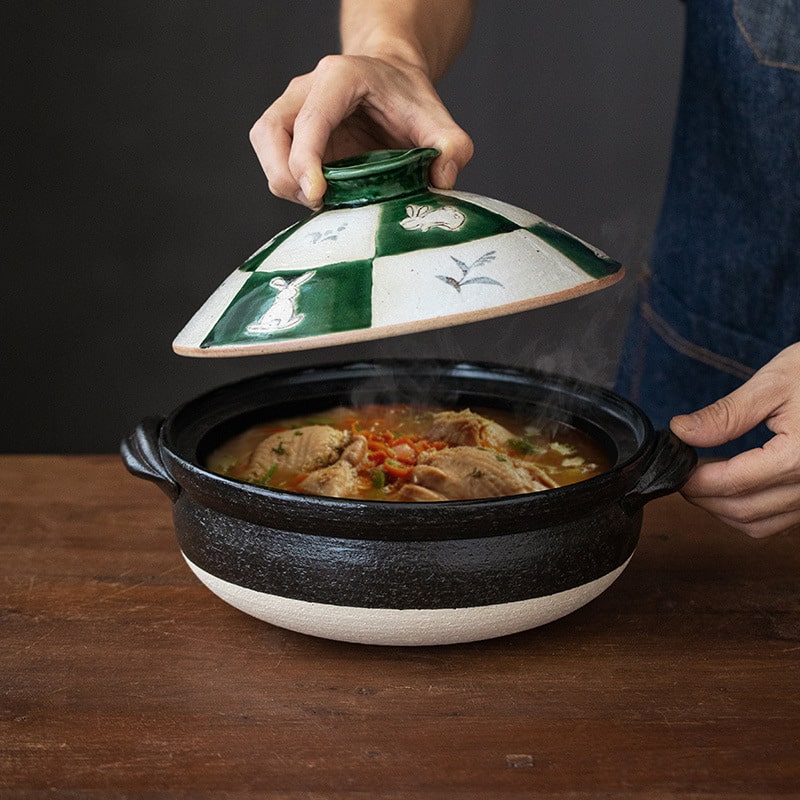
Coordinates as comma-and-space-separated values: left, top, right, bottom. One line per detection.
621, 429, 697, 513
120, 416, 180, 502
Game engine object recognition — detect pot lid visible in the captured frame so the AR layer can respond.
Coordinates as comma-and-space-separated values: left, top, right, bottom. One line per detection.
173, 148, 623, 357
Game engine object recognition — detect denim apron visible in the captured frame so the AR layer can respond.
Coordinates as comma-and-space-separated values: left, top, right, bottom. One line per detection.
615, 0, 800, 456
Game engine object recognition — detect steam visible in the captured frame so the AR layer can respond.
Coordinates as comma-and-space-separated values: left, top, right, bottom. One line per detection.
337, 201, 656, 393
301, 200, 658, 417
346, 272, 637, 390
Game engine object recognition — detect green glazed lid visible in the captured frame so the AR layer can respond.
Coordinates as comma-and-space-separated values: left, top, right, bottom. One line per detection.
173, 148, 623, 357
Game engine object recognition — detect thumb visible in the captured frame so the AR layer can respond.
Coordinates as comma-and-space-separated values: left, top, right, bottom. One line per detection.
415, 107, 474, 190
670, 377, 772, 448
428, 130, 474, 190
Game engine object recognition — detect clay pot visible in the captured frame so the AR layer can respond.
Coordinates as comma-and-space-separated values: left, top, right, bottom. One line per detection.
121, 359, 696, 646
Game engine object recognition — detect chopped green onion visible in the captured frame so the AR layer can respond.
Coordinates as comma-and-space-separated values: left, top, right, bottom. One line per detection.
371, 468, 386, 489
254, 464, 278, 486
507, 437, 544, 455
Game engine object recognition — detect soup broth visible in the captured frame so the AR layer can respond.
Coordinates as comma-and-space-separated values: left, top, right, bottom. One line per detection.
207, 404, 610, 502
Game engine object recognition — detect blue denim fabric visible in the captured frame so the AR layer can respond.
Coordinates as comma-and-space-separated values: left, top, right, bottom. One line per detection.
615, 0, 800, 457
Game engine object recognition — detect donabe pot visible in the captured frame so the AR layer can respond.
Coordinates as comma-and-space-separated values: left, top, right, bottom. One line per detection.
121, 360, 696, 646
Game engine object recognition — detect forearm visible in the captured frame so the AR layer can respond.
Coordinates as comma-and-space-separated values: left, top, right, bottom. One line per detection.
251, 0, 475, 206
340, 0, 474, 81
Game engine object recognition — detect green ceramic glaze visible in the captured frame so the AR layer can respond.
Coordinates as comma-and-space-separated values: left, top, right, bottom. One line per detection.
374, 192, 517, 258
173, 148, 624, 357
201, 261, 373, 348
527, 221, 621, 280
322, 148, 438, 207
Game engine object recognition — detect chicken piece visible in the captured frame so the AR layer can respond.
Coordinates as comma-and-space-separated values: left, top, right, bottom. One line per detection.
423, 409, 517, 450
240, 425, 350, 481
517, 459, 558, 489
394, 483, 448, 502
411, 446, 551, 500
298, 436, 368, 498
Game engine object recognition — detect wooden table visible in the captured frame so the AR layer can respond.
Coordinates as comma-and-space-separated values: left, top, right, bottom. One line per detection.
1, 455, 798, 798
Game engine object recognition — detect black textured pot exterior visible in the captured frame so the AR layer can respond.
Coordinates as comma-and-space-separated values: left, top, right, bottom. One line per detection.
172, 494, 641, 609
121, 360, 697, 644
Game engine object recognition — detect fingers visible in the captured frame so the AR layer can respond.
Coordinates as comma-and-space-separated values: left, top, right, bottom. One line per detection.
670, 376, 777, 449
684, 470, 800, 523
679, 435, 800, 537
669, 344, 800, 538
670, 344, 800, 536
288, 56, 370, 207
380, 77, 474, 187
418, 121, 473, 190
250, 72, 317, 204
682, 435, 800, 496
686, 494, 800, 538
250, 54, 474, 208
670, 342, 800, 449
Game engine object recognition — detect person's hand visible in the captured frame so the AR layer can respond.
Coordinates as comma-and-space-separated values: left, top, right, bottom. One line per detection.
670, 342, 800, 538
249, 54, 474, 208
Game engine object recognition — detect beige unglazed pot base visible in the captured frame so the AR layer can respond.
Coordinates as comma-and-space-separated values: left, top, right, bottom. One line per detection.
183, 554, 632, 646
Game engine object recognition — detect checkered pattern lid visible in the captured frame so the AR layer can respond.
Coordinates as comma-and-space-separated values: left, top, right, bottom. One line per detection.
173, 149, 622, 357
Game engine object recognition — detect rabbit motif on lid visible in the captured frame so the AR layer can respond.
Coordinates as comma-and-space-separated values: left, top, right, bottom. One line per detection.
400, 204, 466, 232
245, 271, 315, 335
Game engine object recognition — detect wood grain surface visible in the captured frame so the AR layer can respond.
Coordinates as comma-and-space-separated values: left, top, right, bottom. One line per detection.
1, 455, 798, 799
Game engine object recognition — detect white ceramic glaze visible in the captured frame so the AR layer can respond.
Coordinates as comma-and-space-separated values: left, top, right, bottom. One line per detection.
174, 149, 622, 358
184, 554, 632, 646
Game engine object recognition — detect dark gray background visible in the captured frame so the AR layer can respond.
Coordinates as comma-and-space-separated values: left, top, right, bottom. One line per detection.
5, 1, 685, 453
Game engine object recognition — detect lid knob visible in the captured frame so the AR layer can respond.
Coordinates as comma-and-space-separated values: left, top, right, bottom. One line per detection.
322, 148, 439, 208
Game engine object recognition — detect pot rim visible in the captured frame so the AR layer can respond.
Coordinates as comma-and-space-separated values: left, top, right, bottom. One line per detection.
152, 359, 662, 538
